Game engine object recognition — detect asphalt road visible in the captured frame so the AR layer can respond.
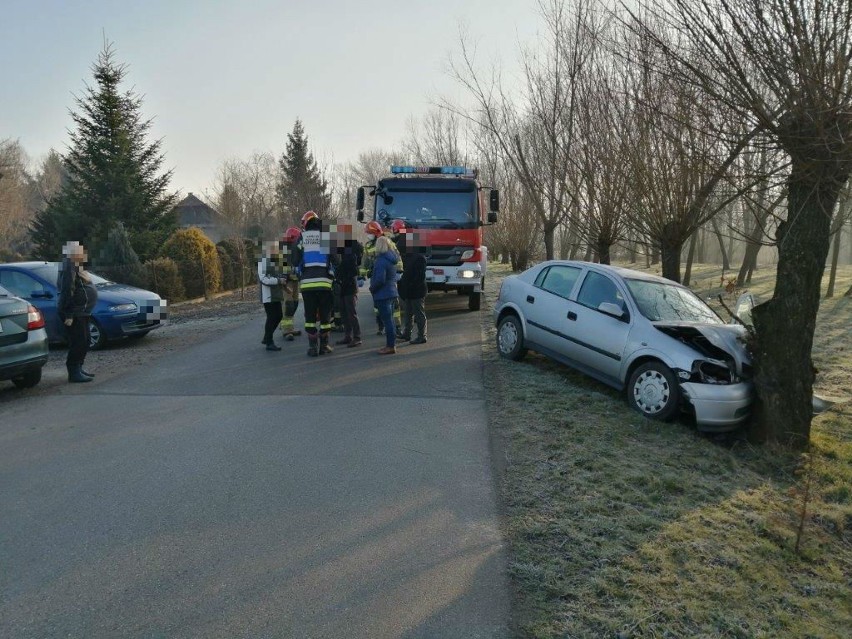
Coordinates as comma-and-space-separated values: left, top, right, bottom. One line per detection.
0, 291, 511, 639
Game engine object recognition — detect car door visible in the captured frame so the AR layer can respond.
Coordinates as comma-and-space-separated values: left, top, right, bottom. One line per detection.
521, 264, 583, 354
0, 269, 59, 339
558, 270, 632, 384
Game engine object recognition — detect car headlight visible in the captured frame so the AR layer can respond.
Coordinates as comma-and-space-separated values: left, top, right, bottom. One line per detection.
109, 303, 138, 313
459, 269, 479, 279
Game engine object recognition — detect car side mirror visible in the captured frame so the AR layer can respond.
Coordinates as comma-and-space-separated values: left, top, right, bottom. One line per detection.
356, 187, 365, 213
598, 302, 625, 319
489, 189, 499, 212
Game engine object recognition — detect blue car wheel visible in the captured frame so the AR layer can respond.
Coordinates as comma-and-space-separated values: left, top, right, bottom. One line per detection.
88, 318, 106, 350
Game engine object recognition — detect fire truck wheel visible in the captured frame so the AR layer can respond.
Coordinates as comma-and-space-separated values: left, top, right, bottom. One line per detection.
468, 292, 482, 311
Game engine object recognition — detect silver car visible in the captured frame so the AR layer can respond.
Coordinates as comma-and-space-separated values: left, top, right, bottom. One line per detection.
0, 284, 49, 389
493, 261, 753, 431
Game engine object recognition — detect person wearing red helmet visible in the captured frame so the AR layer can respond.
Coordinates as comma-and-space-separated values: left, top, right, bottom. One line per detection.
296, 213, 335, 356
301, 210, 319, 229
278, 226, 303, 341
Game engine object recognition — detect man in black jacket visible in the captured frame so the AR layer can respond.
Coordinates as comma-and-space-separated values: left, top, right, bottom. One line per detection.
398, 231, 428, 344
335, 229, 363, 347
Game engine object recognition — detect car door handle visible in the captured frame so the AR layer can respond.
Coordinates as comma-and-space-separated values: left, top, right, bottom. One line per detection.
567, 311, 577, 321
526, 295, 535, 304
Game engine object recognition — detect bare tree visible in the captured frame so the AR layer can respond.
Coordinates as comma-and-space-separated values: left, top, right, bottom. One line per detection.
0, 139, 34, 259
634, 0, 852, 446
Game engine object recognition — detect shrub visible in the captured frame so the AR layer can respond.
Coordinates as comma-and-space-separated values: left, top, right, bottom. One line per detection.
160, 227, 221, 298
217, 237, 255, 290
217, 245, 235, 290
144, 257, 185, 302
94, 222, 147, 287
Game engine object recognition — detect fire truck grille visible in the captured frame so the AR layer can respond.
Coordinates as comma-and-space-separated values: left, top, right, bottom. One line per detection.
427, 245, 474, 267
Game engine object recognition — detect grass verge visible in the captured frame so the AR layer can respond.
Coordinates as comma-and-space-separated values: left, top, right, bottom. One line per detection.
482, 262, 851, 638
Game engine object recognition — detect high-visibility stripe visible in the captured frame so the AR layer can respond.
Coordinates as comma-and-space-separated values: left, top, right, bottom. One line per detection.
301, 281, 333, 290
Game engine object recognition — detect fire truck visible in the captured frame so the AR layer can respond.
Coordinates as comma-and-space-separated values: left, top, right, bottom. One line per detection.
356, 165, 499, 311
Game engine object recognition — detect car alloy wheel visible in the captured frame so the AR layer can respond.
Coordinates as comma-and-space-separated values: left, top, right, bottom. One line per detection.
496, 314, 528, 361
628, 361, 680, 421
88, 319, 105, 350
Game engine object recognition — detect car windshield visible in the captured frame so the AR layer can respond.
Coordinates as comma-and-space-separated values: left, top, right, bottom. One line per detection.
375, 187, 478, 229
32, 263, 111, 286
625, 279, 722, 324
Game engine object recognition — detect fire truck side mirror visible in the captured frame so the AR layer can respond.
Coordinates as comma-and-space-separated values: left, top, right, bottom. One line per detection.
489, 189, 500, 212
357, 211, 364, 223
356, 187, 365, 214
487, 211, 498, 224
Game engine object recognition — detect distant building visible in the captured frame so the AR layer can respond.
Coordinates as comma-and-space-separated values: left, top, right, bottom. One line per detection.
174, 193, 231, 243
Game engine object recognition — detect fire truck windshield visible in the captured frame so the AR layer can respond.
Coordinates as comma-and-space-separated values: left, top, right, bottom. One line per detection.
375, 186, 478, 229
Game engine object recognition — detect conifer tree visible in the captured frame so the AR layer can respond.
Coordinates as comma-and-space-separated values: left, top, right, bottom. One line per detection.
30, 43, 176, 261
276, 119, 332, 226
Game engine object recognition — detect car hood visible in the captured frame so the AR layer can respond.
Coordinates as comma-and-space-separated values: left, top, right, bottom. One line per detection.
654, 322, 751, 376
96, 284, 161, 307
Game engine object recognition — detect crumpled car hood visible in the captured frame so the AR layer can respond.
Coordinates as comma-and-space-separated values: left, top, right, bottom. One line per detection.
654, 322, 752, 377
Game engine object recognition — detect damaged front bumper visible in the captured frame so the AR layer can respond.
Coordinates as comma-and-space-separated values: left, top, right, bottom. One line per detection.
679, 381, 754, 431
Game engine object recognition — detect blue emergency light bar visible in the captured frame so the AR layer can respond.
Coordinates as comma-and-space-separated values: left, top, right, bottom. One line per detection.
391, 165, 470, 175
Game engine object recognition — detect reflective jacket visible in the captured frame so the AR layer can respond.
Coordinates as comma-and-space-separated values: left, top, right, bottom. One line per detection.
297, 229, 334, 291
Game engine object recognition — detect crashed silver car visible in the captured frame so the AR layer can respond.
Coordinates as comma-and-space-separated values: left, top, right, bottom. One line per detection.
493, 261, 753, 431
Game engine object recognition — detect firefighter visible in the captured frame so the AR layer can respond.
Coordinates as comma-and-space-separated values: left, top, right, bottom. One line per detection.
296, 211, 335, 357
387, 219, 406, 332
278, 226, 303, 341
362, 220, 386, 335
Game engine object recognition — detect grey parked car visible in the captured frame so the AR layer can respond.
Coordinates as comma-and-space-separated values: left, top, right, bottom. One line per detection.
493, 261, 753, 431
0, 284, 49, 389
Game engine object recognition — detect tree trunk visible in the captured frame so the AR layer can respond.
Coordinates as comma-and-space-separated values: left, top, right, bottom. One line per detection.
543, 224, 556, 260
683, 231, 698, 286
659, 222, 683, 282
711, 218, 730, 270
751, 165, 847, 447
516, 249, 530, 272
695, 227, 706, 263
651, 244, 660, 265
628, 239, 637, 263
501, 253, 509, 265
597, 237, 612, 265
583, 244, 593, 262
825, 222, 842, 298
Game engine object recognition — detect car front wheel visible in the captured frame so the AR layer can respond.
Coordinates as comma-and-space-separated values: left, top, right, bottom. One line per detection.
88, 319, 106, 350
627, 362, 680, 421
496, 314, 528, 361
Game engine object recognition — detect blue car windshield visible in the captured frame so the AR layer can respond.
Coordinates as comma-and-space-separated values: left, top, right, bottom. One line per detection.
31, 263, 111, 286
625, 279, 721, 324
375, 188, 478, 229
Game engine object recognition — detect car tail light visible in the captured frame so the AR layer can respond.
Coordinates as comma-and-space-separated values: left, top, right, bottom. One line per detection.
26, 305, 45, 330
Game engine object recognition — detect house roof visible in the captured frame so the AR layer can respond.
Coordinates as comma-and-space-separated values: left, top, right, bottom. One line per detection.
174, 193, 222, 226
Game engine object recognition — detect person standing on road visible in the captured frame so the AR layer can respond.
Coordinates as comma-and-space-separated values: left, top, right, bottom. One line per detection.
335, 226, 363, 347
398, 229, 428, 344
258, 241, 286, 351
57, 241, 97, 383
369, 235, 399, 355
297, 211, 335, 357
362, 220, 385, 336
279, 226, 303, 341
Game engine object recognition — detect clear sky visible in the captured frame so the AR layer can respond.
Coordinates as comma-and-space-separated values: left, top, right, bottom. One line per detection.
1, 0, 540, 195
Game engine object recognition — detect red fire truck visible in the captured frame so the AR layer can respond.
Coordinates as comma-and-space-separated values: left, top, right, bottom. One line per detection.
356, 165, 499, 310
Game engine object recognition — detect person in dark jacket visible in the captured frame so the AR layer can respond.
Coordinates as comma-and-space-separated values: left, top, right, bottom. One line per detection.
57, 241, 98, 383
335, 230, 363, 347
398, 232, 428, 344
369, 236, 399, 354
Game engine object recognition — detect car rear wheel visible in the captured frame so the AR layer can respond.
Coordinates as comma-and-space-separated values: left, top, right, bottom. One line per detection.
627, 362, 680, 421
88, 318, 106, 350
12, 368, 42, 389
496, 314, 528, 361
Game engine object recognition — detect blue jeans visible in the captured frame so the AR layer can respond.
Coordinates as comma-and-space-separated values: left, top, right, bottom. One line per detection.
376, 298, 396, 347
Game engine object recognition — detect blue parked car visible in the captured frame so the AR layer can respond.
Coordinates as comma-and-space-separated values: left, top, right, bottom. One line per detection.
0, 262, 167, 349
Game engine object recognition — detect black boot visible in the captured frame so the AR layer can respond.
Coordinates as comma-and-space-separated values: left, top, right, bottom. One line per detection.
80, 368, 95, 378
67, 365, 93, 383
307, 337, 318, 357
266, 342, 282, 351
319, 333, 333, 355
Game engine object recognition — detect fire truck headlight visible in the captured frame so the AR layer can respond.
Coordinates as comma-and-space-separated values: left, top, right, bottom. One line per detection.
460, 249, 475, 260
459, 269, 478, 279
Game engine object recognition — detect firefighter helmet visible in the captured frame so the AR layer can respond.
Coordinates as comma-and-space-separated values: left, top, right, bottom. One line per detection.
365, 220, 383, 236
300, 210, 319, 229
390, 219, 407, 234
284, 227, 301, 244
